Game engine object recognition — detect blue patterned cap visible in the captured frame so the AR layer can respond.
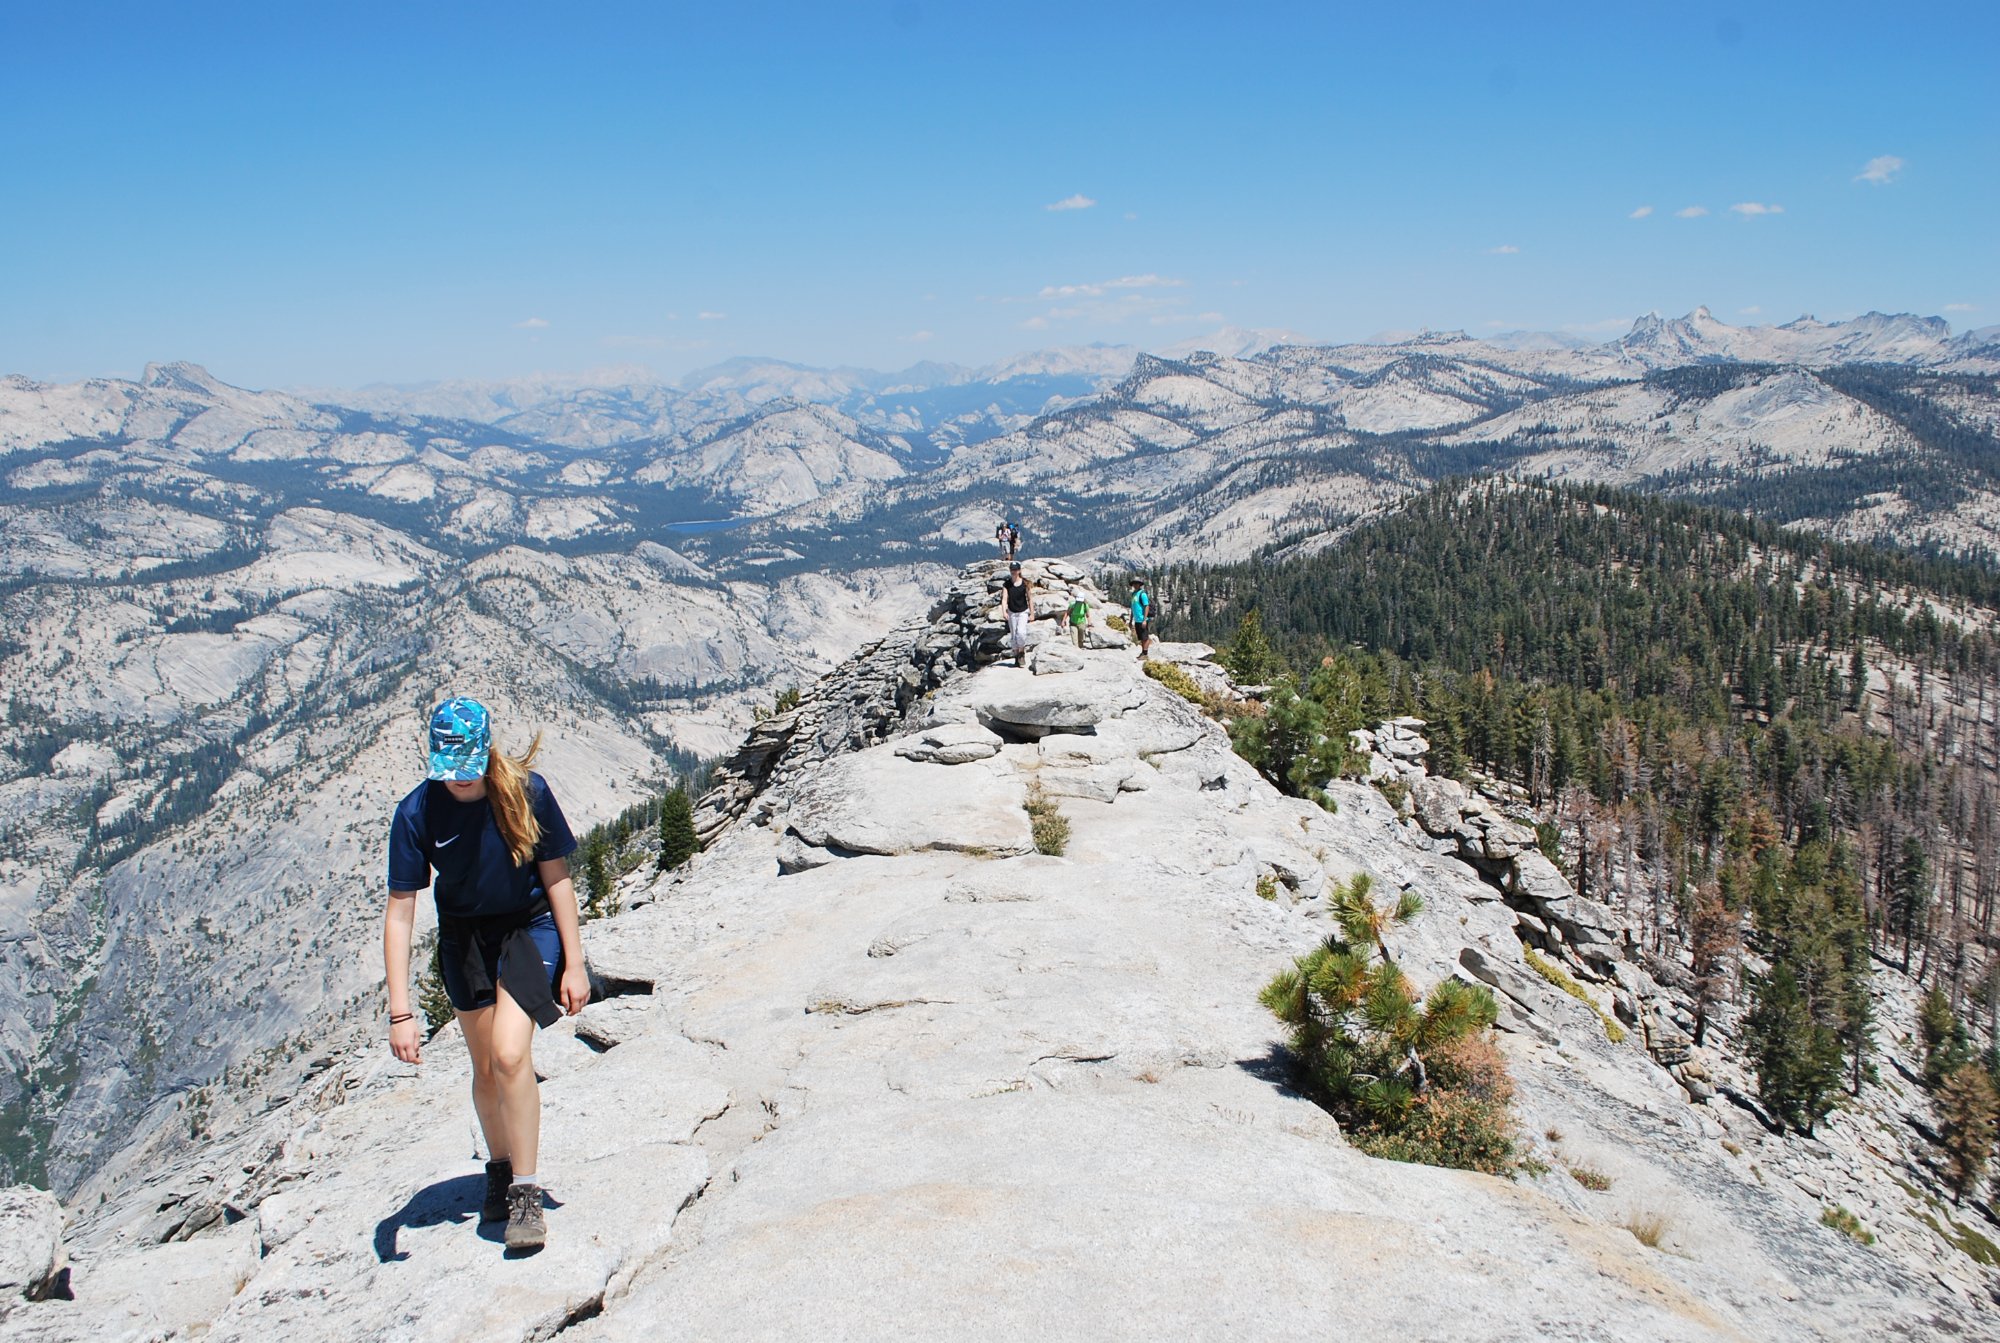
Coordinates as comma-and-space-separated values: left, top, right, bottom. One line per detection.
427, 697, 491, 781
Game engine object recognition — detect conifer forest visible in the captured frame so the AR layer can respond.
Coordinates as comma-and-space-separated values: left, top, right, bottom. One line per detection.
1166, 479, 2000, 1131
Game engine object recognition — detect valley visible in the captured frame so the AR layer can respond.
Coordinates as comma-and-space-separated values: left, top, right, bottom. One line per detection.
2, 307, 1997, 1200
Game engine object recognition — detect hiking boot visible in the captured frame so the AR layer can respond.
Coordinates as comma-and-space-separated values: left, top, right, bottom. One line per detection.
481, 1159, 512, 1223
504, 1183, 546, 1250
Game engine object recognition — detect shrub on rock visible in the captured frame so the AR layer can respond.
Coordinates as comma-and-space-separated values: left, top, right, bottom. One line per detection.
1024, 782, 1070, 857
1259, 875, 1516, 1174
1229, 681, 1358, 809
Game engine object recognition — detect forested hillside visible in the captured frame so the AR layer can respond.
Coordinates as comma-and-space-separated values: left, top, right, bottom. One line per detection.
1164, 479, 2000, 1131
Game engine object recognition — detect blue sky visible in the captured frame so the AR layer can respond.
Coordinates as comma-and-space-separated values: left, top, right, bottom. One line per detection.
1, 1, 1992, 387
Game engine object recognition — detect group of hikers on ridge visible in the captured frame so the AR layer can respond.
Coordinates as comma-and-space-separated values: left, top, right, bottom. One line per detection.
381, 531, 1156, 1256
995, 519, 1153, 666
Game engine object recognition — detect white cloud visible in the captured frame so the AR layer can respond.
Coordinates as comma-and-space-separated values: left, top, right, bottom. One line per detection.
1484, 244, 1520, 255
1740, 305, 1763, 315
1123, 211, 1138, 221
1730, 202, 1784, 216
1855, 154, 1904, 185
1037, 274, 1184, 299
1945, 303, 1976, 312
697, 311, 727, 321
906, 329, 936, 342
1020, 315, 1050, 330
1675, 205, 1709, 218
1044, 194, 1097, 212
1629, 205, 1654, 219
513, 317, 550, 329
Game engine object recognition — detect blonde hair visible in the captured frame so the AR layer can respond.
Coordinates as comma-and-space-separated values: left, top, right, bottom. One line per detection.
485, 730, 546, 868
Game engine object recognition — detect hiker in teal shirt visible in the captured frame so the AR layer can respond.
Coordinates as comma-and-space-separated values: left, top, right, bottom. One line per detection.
1128, 578, 1152, 660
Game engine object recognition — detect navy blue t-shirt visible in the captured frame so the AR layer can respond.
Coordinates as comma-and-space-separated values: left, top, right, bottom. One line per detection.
386, 771, 578, 918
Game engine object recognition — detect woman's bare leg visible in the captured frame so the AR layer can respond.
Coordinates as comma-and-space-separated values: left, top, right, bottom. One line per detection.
456, 1005, 509, 1162
485, 987, 540, 1176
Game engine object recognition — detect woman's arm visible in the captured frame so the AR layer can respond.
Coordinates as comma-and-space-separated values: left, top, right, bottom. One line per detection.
540, 857, 591, 1016
384, 889, 423, 1063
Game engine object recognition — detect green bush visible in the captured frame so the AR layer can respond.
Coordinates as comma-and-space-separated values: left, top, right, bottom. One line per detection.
1229, 680, 1358, 809
1143, 658, 1206, 706
1821, 1205, 1874, 1244
1024, 782, 1070, 857
1524, 948, 1626, 1043
1260, 874, 1515, 1174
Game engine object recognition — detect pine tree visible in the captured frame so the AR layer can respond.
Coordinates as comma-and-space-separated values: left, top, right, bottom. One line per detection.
1229, 682, 1356, 806
1920, 987, 1973, 1090
1223, 608, 1280, 684
1259, 874, 1510, 1172
657, 787, 698, 873
1935, 1064, 1999, 1205
1742, 961, 1844, 1133
579, 834, 612, 920
1892, 836, 1931, 974
1688, 883, 1738, 1048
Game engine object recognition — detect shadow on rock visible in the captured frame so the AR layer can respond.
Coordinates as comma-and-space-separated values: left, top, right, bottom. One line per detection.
1236, 1043, 1306, 1099
373, 1173, 483, 1262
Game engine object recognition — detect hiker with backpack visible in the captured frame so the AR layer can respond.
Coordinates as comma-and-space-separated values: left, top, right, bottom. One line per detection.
994, 521, 1010, 557
1068, 593, 1089, 648
382, 697, 588, 1253
1007, 523, 1022, 561
1002, 560, 1035, 667
1129, 577, 1153, 660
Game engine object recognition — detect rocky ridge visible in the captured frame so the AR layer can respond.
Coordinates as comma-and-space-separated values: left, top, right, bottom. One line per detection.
1, 561, 1991, 1341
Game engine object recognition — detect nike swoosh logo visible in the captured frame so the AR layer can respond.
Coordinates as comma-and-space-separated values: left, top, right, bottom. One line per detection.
435, 835, 459, 849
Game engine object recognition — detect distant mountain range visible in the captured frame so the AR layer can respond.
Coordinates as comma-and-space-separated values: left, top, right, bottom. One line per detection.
2, 306, 1997, 1194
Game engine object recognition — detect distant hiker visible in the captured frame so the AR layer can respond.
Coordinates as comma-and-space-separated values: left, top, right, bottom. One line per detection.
1129, 577, 1153, 660
1007, 523, 1022, 561
382, 697, 587, 1254
1068, 594, 1089, 648
995, 521, 1010, 557
1003, 560, 1034, 667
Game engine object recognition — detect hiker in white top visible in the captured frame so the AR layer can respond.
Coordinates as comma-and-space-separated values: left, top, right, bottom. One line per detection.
1002, 561, 1034, 668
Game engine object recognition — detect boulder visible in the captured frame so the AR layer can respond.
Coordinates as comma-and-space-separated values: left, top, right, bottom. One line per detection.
1408, 777, 1467, 837
1082, 623, 1130, 650
1468, 809, 1538, 860
1030, 640, 1087, 676
786, 750, 1034, 857
969, 682, 1119, 736
1508, 851, 1575, 907
0, 1186, 62, 1303
1380, 733, 1429, 761
895, 722, 1005, 765
1039, 764, 1144, 803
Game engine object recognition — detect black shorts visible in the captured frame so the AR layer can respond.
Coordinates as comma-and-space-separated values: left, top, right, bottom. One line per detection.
438, 911, 563, 1012
1133, 621, 1151, 642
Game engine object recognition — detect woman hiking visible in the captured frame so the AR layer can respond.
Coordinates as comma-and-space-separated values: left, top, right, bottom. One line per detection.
383, 697, 587, 1252
1002, 560, 1034, 667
